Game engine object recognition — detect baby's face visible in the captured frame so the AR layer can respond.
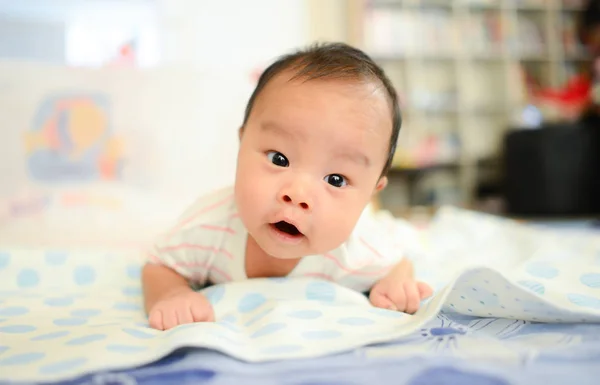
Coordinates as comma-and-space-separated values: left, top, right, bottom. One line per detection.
235, 72, 392, 259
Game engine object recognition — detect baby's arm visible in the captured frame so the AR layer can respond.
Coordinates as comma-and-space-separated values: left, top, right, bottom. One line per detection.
369, 258, 432, 314
142, 263, 214, 330
339, 211, 432, 314
142, 263, 189, 313
142, 188, 235, 330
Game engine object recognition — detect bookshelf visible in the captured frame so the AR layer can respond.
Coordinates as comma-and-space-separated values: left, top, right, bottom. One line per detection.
347, 0, 590, 211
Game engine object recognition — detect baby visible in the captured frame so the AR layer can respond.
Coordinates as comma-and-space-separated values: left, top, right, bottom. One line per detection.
142, 43, 432, 331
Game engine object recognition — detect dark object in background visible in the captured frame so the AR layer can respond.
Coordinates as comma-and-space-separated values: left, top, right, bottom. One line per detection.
503, 123, 600, 217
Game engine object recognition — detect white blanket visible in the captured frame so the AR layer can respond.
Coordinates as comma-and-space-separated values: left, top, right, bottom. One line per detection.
1, 207, 599, 382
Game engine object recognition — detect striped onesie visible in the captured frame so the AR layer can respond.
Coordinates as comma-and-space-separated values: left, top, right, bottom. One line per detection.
146, 186, 403, 293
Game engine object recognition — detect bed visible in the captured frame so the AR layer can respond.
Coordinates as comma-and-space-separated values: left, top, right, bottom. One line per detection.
1, 209, 599, 385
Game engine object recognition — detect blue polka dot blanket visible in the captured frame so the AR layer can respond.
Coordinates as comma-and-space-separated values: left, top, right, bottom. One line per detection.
0, 207, 599, 383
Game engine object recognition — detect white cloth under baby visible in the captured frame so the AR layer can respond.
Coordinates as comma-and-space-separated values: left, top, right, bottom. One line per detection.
1, 207, 599, 383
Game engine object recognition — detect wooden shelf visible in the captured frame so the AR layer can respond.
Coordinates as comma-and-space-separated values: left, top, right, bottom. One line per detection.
351, 0, 589, 207
369, 1, 583, 12
389, 162, 461, 175
373, 52, 590, 62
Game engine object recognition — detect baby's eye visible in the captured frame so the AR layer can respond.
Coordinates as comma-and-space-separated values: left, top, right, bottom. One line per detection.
267, 151, 289, 167
324, 174, 347, 188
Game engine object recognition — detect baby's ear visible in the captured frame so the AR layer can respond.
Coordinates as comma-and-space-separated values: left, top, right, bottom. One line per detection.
238, 127, 244, 140
375, 176, 388, 193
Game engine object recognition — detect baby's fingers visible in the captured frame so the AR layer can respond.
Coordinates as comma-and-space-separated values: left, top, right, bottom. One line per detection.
417, 282, 433, 299
161, 309, 180, 330
369, 290, 398, 311
191, 303, 214, 322
403, 282, 420, 314
176, 306, 194, 326
148, 309, 164, 330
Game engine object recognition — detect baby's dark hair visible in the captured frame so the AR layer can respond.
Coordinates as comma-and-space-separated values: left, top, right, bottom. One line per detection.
242, 42, 401, 177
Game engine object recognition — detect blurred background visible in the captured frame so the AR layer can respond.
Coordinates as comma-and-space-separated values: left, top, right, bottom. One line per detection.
0, 0, 598, 248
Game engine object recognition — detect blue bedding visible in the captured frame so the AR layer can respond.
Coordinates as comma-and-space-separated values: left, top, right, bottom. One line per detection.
52, 310, 600, 385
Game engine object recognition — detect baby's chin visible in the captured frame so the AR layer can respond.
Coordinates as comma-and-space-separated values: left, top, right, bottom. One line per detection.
260, 243, 309, 260
261, 241, 342, 261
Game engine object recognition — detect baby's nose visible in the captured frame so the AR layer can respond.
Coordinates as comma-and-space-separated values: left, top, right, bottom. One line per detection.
279, 179, 313, 211
281, 193, 310, 210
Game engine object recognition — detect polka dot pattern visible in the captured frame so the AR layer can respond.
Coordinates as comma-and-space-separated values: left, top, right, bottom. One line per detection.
0, 352, 46, 366
121, 287, 142, 297
30, 331, 70, 341
126, 264, 141, 279
217, 321, 241, 333
53, 318, 87, 327
73, 265, 96, 286
305, 281, 336, 302
121, 328, 155, 339
0, 306, 29, 317
0, 325, 36, 334
568, 294, 600, 309
245, 308, 273, 327
250, 323, 286, 338
44, 252, 68, 266
65, 334, 107, 346
287, 310, 323, 320
17, 269, 40, 288
113, 303, 142, 312
203, 285, 226, 305
70, 309, 101, 318
237, 293, 266, 313
0, 252, 10, 270
44, 297, 75, 307
219, 314, 237, 324
526, 263, 559, 279
3, 242, 600, 383
580, 274, 600, 288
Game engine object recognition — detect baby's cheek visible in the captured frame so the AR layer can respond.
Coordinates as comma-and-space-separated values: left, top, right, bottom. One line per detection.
234, 184, 258, 224
316, 208, 360, 250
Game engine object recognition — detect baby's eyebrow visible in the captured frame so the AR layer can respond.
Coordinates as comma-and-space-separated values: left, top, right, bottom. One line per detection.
336, 149, 370, 168
261, 121, 299, 140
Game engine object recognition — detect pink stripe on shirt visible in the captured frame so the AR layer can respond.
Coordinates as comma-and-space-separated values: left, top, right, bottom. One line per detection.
171, 261, 232, 281
168, 194, 233, 235
303, 272, 334, 281
359, 237, 384, 259
148, 253, 162, 264
147, 254, 232, 281
199, 224, 236, 234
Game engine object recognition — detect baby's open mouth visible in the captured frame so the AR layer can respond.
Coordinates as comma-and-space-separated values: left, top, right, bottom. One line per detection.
272, 221, 303, 237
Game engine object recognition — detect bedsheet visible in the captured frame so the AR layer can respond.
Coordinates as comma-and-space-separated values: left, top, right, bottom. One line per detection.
52, 312, 600, 385
1, 207, 599, 383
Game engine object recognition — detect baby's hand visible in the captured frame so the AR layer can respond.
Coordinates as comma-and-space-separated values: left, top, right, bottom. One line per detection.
369, 277, 433, 314
148, 288, 215, 330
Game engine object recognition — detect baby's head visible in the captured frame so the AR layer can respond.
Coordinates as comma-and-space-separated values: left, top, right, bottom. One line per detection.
234, 43, 401, 259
